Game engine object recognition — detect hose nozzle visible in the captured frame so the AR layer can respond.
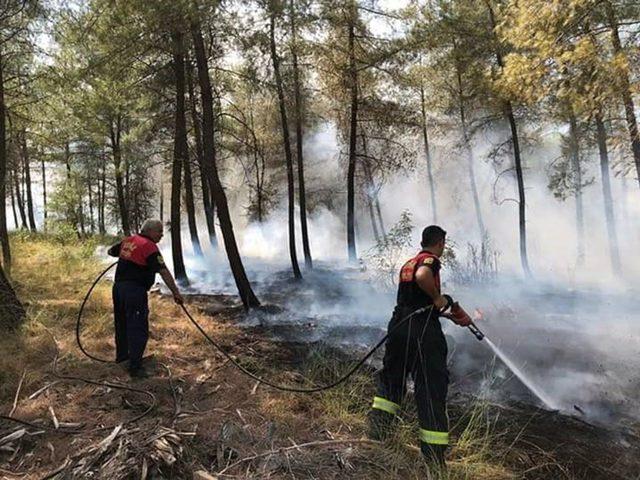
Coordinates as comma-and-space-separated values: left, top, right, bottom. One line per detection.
468, 321, 485, 341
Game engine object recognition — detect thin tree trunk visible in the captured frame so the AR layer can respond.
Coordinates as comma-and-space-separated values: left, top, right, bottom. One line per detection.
87, 172, 95, 234
346, 5, 358, 262
41, 157, 47, 224
270, 10, 302, 279
159, 168, 164, 223
605, 1, 640, 189
486, 2, 531, 276
0, 52, 11, 271
290, 0, 312, 269
20, 130, 35, 231
99, 156, 106, 234
191, 19, 260, 309
420, 84, 437, 223
183, 156, 203, 256
171, 30, 189, 283
595, 114, 621, 274
454, 57, 485, 239
110, 117, 130, 235
360, 145, 380, 242
186, 57, 216, 247
568, 114, 585, 267
9, 169, 17, 229
13, 161, 26, 229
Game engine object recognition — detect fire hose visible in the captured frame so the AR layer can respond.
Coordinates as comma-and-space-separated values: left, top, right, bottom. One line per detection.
76, 262, 485, 393
0, 262, 484, 433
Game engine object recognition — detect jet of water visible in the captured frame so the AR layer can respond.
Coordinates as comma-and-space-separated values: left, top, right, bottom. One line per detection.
484, 337, 558, 410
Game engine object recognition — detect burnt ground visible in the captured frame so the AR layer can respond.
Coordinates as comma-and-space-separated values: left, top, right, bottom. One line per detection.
2, 265, 640, 479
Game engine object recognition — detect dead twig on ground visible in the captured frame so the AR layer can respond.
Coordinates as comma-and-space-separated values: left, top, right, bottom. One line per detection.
9, 370, 27, 417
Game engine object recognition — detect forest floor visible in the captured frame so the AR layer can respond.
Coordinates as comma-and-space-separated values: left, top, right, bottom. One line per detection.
1, 233, 639, 479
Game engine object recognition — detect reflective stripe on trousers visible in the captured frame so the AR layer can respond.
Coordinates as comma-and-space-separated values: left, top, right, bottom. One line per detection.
420, 428, 449, 445
371, 396, 399, 415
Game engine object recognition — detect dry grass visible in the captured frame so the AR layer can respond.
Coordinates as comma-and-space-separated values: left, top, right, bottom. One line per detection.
1, 232, 520, 479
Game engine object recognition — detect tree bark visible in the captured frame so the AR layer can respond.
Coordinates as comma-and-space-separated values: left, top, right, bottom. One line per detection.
595, 114, 621, 274
87, 172, 95, 234
420, 84, 437, 223
0, 261, 24, 328
171, 30, 189, 283
605, 2, 640, 189
270, 10, 302, 279
346, 4, 358, 262
110, 116, 130, 235
360, 141, 380, 242
568, 114, 585, 267
290, 0, 312, 269
191, 20, 260, 308
186, 57, 216, 247
159, 167, 164, 223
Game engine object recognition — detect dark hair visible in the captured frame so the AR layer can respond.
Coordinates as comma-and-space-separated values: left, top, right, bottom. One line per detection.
421, 225, 446, 248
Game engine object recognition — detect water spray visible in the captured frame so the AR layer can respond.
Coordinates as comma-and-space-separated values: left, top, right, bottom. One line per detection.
451, 305, 558, 411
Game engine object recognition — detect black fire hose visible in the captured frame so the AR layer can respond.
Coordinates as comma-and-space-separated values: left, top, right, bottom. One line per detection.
76, 262, 435, 393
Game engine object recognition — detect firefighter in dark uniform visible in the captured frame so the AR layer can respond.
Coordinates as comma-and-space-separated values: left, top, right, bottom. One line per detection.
368, 225, 471, 468
108, 219, 184, 378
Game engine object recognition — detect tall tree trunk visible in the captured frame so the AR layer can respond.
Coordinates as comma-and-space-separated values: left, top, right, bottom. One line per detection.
605, 1, 640, 189
454, 57, 485, 239
420, 84, 437, 223
20, 129, 36, 232
191, 20, 260, 308
13, 162, 27, 229
41, 157, 47, 224
9, 169, 17, 229
99, 156, 106, 234
159, 168, 164, 223
290, 0, 312, 269
270, 11, 302, 279
0, 52, 11, 271
595, 114, 621, 274
346, 5, 358, 262
183, 156, 203, 256
0, 262, 24, 328
110, 117, 130, 235
504, 102, 531, 276
486, 2, 531, 276
568, 115, 585, 267
87, 173, 95, 234
360, 142, 380, 242
20, 130, 35, 231
186, 57, 216, 247
170, 30, 189, 283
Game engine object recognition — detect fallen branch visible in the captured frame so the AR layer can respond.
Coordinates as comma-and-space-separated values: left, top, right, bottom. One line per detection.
217, 438, 380, 474
28, 381, 60, 400
9, 370, 27, 417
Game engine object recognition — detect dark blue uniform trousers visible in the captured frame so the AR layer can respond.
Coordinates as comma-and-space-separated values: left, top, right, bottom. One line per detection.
112, 281, 149, 370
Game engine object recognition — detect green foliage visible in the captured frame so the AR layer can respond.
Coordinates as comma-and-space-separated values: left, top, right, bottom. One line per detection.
364, 210, 414, 290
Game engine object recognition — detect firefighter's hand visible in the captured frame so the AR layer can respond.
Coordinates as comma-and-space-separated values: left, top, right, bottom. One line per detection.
173, 291, 184, 305
434, 295, 449, 311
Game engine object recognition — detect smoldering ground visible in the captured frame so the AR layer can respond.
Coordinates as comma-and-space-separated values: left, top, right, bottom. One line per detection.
131, 121, 640, 429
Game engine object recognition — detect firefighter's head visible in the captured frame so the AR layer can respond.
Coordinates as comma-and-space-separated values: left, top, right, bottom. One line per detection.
421, 225, 446, 257
141, 219, 164, 243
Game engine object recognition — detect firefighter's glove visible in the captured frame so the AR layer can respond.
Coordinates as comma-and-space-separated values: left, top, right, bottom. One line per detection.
440, 294, 454, 313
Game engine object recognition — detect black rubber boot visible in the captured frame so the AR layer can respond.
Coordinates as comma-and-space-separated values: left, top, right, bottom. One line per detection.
421, 443, 447, 472
367, 409, 396, 441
